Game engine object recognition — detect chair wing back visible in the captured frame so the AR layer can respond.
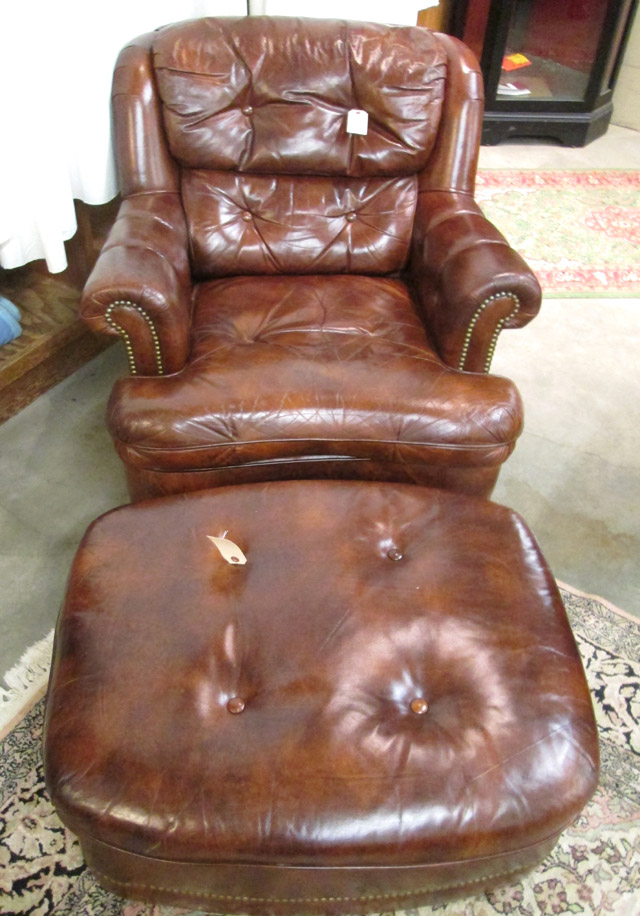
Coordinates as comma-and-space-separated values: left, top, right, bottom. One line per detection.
113, 17, 480, 279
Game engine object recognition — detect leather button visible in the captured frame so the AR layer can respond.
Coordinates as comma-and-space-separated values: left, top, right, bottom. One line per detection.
345, 212, 357, 222
387, 547, 403, 561
241, 211, 253, 222
410, 697, 429, 715
242, 105, 253, 116
227, 697, 246, 714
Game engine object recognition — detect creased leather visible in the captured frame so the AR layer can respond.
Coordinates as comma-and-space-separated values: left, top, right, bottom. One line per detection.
44, 482, 599, 913
108, 274, 523, 473
423, 34, 484, 194
111, 35, 180, 197
183, 171, 416, 277
81, 194, 192, 375
80, 16, 542, 493
410, 190, 542, 371
153, 17, 446, 176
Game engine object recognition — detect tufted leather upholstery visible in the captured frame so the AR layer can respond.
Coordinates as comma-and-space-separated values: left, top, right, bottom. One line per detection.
81, 16, 542, 500
111, 274, 522, 486
183, 172, 418, 276
154, 18, 446, 176
44, 481, 599, 913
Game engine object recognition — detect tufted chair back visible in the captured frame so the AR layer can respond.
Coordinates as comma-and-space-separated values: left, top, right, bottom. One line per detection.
83, 16, 541, 502
114, 17, 480, 280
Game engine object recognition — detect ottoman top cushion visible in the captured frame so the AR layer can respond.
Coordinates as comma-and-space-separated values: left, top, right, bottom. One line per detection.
45, 481, 598, 867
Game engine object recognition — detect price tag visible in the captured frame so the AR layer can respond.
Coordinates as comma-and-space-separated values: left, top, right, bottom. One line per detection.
207, 535, 247, 565
346, 109, 369, 136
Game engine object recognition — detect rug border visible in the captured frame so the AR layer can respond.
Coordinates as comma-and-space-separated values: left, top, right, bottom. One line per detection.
557, 580, 639, 623
0, 630, 53, 742
0, 683, 48, 743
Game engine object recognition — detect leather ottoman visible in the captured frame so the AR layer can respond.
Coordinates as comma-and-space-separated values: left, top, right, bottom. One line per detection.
44, 481, 598, 914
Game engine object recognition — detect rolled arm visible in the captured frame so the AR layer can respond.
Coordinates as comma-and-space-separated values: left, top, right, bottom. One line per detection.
410, 190, 542, 373
81, 192, 192, 376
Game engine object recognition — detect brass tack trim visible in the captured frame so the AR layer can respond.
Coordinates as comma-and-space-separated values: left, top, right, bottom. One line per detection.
94, 862, 526, 904
104, 300, 164, 376
458, 293, 520, 373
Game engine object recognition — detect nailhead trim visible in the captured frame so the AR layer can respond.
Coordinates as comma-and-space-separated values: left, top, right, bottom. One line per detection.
104, 300, 164, 376
458, 293, 520, 373
94, 862, 526, 904
103, 292, 519, 379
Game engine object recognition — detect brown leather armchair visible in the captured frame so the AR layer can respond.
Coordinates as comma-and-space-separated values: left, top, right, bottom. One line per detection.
81, 16, 541, 501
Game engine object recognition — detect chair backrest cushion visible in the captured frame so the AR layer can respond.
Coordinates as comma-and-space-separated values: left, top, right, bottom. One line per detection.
151, 17, 448, 276
182, 170, 418, 276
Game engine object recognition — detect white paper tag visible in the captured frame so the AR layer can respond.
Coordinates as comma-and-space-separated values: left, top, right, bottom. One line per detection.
207, 535, 247, 565
346, 109, 369, 136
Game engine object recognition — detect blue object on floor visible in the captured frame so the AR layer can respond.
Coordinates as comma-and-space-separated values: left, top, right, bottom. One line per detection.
0, 296, 22, 346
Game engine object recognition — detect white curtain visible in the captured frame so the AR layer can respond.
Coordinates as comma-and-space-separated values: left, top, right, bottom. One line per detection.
0, 1, 245, 273
248, 0, 424, 26
0, 0, 424, 273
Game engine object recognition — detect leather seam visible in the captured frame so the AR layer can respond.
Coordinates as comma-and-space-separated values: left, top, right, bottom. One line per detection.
105, 301, 164, 376
120, 190, 181, 199
419, 188, 475, 198
92, 862, 528, 904
113, 437, 518, 455
102, 242, 176, 273
458, 293, 520, 373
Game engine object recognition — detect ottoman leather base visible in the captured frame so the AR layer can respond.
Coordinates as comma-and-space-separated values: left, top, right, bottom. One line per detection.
79, 832, 559, 914
44, 481, 599, 914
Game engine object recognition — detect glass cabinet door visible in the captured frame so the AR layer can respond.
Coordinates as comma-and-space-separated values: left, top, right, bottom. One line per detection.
496, 0, 609, 102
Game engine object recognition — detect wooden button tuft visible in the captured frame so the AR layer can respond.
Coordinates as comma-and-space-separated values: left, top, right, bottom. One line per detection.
227, 697, 246, 714
387, 548, 403, 561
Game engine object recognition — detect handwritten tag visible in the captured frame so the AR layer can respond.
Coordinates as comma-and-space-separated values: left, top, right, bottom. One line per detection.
346, 109, 369, 136
207, 535, 247, 566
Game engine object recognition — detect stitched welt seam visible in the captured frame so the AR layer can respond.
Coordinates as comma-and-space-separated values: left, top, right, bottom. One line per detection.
92, 862, 529, 904
114, 436, 519, 454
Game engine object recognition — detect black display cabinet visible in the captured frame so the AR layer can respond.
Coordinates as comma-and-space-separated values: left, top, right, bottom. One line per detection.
449, 0, 639, 146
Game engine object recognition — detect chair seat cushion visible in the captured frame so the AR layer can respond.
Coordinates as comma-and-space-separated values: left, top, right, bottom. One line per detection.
44, 481, 598, 914
107, 275, 522, 476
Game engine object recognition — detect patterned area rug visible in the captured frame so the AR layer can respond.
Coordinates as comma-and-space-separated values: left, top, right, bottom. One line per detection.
1, 585, 639, 916
476, 170, 640, 297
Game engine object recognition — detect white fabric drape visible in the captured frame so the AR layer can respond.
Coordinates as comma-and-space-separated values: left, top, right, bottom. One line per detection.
248, 0, 422, 27
0, 1, 245, 273
0, 0, 423, 273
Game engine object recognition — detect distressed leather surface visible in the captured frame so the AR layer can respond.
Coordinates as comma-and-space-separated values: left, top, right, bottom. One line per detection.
44, 482, 599, 913
410, 190, 542, 370
80, 17, 542, 496
153, 17, 446, 176
82, 193, 192, 375
183, 171, 416, 277
108, 275, 523, 473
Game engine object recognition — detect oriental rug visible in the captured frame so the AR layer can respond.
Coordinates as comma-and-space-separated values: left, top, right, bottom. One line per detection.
1, 584, 639, 916
476, 170, 640, 298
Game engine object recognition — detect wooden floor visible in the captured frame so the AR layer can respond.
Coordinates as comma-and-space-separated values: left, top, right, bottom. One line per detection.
0, 200, 118, 424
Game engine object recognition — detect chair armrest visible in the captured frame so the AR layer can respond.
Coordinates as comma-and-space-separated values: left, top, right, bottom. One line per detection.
81, 193, 191, 375
409, 190, 542, 372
